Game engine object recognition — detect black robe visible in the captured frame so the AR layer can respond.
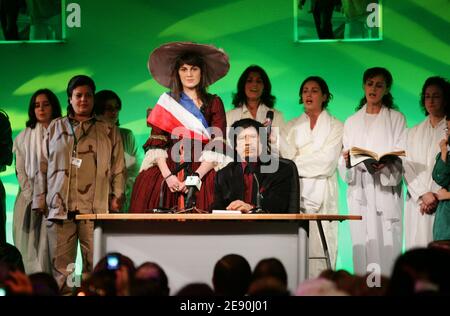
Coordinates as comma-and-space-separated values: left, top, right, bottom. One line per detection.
212, 159, 297, 213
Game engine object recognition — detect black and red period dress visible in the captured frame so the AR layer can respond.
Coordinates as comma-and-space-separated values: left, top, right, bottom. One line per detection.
129, 94, 227, 212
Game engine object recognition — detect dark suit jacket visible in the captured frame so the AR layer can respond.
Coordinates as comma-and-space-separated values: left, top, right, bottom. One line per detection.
212, 160, 294, 213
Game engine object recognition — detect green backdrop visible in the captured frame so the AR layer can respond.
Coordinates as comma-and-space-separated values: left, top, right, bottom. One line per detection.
1, 0, 449, 273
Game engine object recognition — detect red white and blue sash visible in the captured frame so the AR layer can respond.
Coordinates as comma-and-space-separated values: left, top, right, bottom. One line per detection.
147, 93, 211, 143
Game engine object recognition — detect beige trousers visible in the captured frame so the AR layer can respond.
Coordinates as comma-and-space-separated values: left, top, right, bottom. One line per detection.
46, 216, 94, 295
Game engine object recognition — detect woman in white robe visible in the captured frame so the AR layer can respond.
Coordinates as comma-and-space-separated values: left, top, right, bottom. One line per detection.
281, 76, 343, 278
404, 76, 449, 250
338, 67, 406, 277
13, 89, 62, 274
226, 65, 285, 154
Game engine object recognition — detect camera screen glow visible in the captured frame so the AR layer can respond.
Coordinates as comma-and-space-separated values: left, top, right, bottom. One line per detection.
107, 257, 119, 269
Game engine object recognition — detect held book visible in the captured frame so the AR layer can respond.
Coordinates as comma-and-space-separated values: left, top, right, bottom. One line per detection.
349, 147, 405, 173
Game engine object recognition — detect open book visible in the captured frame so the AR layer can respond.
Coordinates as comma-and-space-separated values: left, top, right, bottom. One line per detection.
349, 147, 405, 173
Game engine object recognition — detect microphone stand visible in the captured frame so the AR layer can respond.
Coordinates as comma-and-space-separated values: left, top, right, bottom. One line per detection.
176, 207, 208, 214
151, 180, 175, 213
244, 158, 265, 214
151, 162, 188, 213
250, 173, 266, 214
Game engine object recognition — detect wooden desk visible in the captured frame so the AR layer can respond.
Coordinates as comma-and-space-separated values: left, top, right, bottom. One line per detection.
76, 213, 361, 294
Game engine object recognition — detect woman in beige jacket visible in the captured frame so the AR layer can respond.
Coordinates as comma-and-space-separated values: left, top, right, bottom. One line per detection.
32, 75, 126, 294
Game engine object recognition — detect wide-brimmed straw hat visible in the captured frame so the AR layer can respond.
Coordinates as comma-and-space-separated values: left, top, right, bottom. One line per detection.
148, 41, 230, 88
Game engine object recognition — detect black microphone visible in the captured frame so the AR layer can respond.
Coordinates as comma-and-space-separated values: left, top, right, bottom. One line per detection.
266, 110, 274, 138
153, 162, 189, 213
185, 172, 201, 209
266, 111, 274, 154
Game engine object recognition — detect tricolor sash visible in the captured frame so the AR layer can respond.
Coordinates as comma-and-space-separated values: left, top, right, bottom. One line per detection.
147, 93, 211, 143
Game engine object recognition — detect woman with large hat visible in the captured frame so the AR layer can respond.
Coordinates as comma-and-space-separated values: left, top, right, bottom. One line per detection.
129, 42, 230, 212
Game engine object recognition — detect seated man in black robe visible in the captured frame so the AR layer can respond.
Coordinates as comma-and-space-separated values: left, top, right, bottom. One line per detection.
213, 118, 297, 213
